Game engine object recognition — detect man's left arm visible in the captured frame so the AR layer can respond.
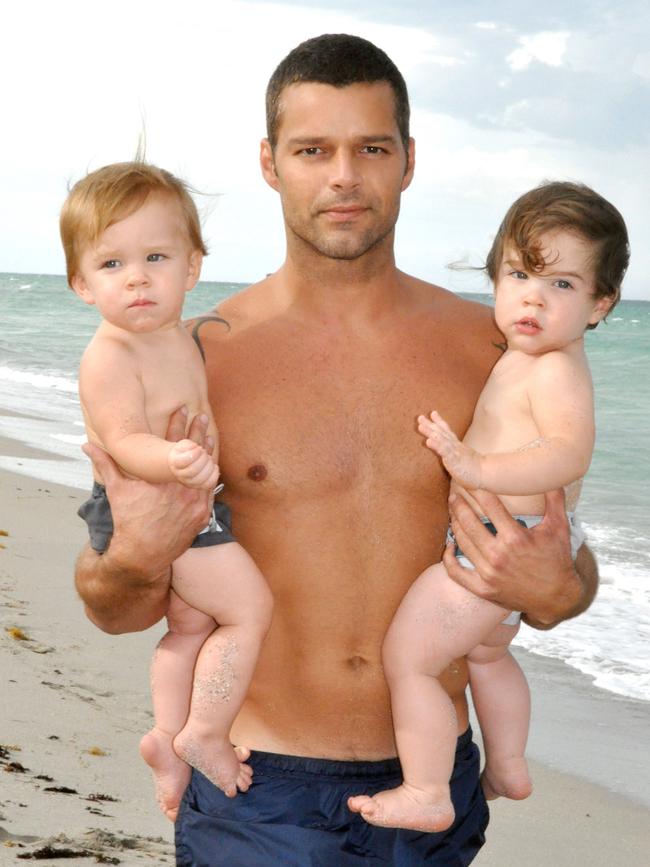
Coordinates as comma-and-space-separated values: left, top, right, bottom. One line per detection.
443, 488, 598, 628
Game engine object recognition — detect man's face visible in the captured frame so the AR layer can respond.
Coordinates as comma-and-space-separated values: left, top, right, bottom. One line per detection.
261, 82, 414, 262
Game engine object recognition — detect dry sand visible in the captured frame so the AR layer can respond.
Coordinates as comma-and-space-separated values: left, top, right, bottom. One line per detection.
1, 434, 649, 865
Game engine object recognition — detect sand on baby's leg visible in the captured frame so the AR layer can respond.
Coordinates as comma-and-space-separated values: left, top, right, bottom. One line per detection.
467, 627, 532, 801
348, 561, 511, 832
140, 590, 214, 821
171, 541, 272, 797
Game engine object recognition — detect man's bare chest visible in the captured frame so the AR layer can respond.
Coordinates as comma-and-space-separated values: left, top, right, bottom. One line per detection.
203, 325, 489, 498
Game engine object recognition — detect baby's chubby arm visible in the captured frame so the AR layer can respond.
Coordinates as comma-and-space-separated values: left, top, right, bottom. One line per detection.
75, 410, 213, 634
79, 341, 219, 491
419, 351, 595, 495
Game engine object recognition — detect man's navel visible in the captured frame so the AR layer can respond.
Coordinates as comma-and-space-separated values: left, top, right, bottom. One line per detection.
346, 654, 370, 671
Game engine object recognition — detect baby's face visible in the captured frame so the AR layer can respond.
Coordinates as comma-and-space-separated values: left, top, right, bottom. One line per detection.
494, 229, 611, 354
71, 193, 201, 334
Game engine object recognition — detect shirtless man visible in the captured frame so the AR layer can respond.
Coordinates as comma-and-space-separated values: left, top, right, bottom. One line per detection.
75, 34, 597, 866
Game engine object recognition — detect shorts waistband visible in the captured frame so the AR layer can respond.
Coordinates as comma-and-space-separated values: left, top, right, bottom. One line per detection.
246, 727, 473, 781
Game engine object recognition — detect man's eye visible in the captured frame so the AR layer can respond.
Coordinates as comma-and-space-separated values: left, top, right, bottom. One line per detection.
102, 259, 120, 269
362, 146, 385, 155
301, 147, 322, 156
147, 253, 165, 262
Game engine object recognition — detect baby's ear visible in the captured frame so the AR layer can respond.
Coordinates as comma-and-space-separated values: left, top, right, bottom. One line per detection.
71, 275, 95, 306
588, 294, 614, 326
185, 250, 203, 292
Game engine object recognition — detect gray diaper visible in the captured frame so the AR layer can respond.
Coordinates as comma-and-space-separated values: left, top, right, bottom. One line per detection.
447, 513, 586, 626
78, 481, 235, 553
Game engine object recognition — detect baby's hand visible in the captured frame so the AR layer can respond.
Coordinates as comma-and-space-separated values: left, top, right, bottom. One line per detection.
418, 411, 483, 489
168, 439, 220, 490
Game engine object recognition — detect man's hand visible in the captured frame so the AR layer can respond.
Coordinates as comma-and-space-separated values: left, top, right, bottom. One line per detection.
418, 411, 483, 489
443, 489, 594, 627
75, 408, 214, 633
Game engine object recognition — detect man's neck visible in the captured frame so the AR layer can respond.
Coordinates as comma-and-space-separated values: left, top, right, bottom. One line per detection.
278, 240, 405, 325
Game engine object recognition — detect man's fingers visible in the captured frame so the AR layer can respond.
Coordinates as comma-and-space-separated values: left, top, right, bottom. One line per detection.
448, 495, 499, 577
81, 442, 122, 487
186, 413, 209, 447
165, 405, 189, 443
442, 544, 489, 597
466, 490, 516, 535
543, 488, 568, 525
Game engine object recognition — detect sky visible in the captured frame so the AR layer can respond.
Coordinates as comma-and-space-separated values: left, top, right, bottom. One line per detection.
1, 0, 648, 299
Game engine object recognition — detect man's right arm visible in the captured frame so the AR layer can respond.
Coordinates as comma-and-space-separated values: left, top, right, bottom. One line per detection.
75, 412, 213, 634
76, 543, 171, 634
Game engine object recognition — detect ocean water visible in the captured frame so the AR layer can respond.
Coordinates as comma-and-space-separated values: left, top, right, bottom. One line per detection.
1, 272, 649, 702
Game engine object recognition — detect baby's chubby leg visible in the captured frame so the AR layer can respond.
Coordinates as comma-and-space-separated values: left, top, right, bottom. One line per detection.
140, 591, 214, 821
348, 561, 510, 832
172, 542, 273, 798
467, 625, 532, 802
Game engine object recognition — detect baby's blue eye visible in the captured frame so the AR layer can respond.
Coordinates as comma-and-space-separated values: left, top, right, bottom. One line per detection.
555, 279, 572, 290
147, 253, 165, 262
102, 259, 120, 269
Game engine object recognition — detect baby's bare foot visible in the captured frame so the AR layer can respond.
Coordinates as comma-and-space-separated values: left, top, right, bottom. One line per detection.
139, 728, 190, 822
481, 757, 532, 801
348, 783, 455, 832
174, 728, 252, 797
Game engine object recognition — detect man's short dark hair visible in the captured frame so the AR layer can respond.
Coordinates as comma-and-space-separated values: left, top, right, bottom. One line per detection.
266, 34, 410, 152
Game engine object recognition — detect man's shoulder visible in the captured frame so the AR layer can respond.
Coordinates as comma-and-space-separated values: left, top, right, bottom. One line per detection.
184, 277, 272, 343
402, 273, 499, 335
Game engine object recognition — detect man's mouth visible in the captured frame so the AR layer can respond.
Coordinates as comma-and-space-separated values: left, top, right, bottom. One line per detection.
321, 205, 368, 221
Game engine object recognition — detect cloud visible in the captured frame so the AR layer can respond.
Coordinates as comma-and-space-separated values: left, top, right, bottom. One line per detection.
254, 0, 650, 149
506, 31, 569, 71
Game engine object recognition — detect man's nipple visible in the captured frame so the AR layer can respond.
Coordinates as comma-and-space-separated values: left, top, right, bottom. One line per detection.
247, 464, 268, 482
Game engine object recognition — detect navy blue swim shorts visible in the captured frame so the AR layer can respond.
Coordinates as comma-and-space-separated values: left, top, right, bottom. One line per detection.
175, 727, 488, 866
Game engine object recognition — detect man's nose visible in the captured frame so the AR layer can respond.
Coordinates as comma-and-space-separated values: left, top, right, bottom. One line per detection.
329, 150, 361, 191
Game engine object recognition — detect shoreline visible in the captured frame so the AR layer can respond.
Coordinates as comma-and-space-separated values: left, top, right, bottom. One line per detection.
1, 449, 649, 863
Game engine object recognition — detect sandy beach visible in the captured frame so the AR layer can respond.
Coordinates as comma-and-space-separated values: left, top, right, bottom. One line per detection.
1, 432, 649, 866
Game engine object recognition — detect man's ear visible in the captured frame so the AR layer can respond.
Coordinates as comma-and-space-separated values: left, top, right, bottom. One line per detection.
185, 251, 203, 292
401, 137, 415, 192
71, 275, 95, 305
589, 294, 614, 326
260, 138, 280, 192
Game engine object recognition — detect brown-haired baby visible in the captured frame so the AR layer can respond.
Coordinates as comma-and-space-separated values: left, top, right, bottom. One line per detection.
349, 180, 629, 832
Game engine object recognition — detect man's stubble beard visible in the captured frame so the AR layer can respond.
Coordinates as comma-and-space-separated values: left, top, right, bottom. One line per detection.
283, 203, 401, 262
